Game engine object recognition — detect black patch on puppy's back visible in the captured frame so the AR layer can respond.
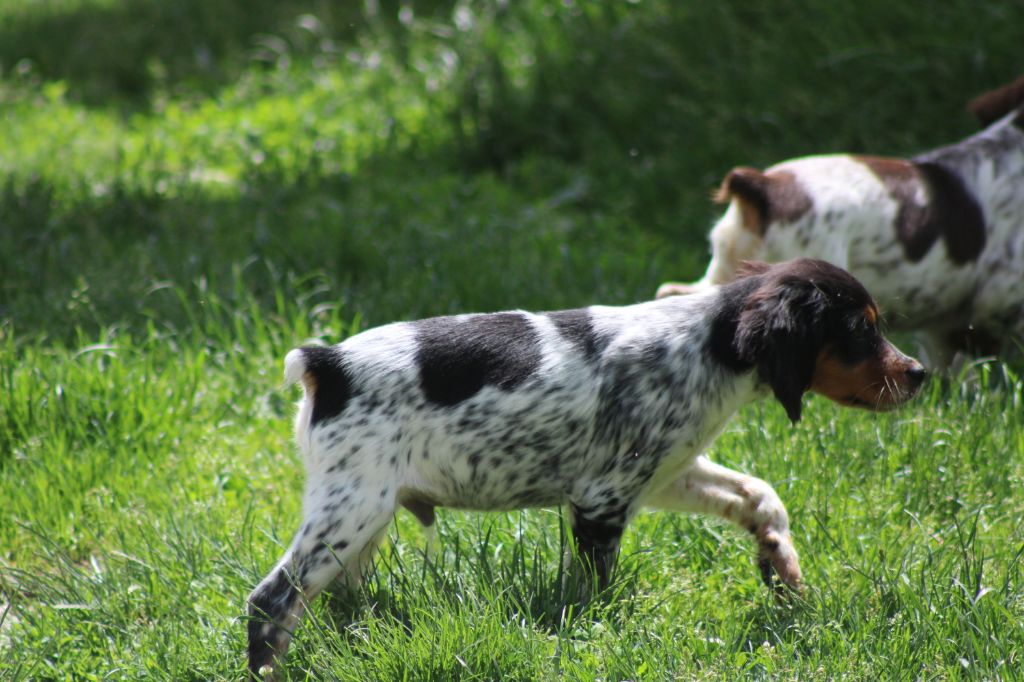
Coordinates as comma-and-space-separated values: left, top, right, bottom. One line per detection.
546, 308, 604, 361
416, 312, 541, 407
300, 346, 356, 426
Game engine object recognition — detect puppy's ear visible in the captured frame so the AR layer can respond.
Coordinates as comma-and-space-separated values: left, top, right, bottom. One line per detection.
735, 281, 825, 423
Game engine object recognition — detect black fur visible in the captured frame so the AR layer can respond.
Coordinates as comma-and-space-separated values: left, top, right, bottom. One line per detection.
732, 259, 873, 422
571, 504, 626, 590
247, 568, 301, 676
301, 346, 356, 426
913, 161, 986, 264
415, 312, 542, 407
706, 274, 763, 371
546, 309, 604, 361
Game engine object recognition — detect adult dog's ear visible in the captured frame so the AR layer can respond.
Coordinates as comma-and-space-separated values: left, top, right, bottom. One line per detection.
734, 280, 825, 423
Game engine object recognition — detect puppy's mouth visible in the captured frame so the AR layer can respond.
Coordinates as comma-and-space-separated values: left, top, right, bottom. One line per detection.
842, 395, 876, 409
814, 346, 925, 412
842, 379, 921, 411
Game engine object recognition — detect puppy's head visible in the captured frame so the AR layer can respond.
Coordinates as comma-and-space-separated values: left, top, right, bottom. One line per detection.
726, 258, 925, 422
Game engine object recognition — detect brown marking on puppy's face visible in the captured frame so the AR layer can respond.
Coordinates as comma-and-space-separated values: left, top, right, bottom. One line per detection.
811, 340, 925, 411
808, 296, 925, 410
807, 297, 926, 411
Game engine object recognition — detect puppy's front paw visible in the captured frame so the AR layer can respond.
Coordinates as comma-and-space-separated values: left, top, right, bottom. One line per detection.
756, 528, 802, 594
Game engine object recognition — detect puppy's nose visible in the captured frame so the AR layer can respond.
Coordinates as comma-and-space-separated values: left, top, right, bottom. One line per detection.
905, 363, 926, 388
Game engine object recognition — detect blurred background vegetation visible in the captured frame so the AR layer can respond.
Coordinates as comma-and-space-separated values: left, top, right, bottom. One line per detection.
1, 0, 1022, 340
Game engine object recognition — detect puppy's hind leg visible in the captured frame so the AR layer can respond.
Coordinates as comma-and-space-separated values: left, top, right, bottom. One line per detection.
247, 479, 398, 679
568, 503, 628, 594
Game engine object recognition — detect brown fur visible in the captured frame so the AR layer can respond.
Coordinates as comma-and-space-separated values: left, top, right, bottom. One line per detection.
863, 305, 878, 325
732, 258, 924, 423
968, 74, 1024, 126
811, 343, 916, 410
716, 168, 813, 235
856, 156, 986, 264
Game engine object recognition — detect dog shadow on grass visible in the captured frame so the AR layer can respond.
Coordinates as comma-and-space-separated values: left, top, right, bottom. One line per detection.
318, 516, 646, 639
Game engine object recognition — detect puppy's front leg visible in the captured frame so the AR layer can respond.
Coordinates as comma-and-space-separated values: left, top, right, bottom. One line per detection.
643, 455, 802, 591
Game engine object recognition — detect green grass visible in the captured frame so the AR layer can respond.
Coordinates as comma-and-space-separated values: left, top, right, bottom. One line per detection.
2, 0, 1024, 679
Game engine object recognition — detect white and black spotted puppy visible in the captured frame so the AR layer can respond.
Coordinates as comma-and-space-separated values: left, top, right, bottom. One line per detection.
247, 258, 925, 678
657, 74, 1024, 370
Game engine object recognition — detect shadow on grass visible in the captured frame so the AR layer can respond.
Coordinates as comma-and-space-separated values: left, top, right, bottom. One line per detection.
0, 0, 458, 107
0, 149, 681, 345
317, 514, 647, 644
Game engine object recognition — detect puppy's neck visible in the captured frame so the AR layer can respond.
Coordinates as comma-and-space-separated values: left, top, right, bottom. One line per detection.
704, 276, 762, 372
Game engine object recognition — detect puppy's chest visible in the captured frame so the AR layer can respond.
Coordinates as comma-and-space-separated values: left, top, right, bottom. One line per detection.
645, 391, 750, 485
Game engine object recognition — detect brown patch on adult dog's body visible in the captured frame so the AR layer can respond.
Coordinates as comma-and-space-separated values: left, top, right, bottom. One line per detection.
913, 162, 987, 263
855, 156, 986, 264
659, 74, 1024, 371
716, 168, 813, 235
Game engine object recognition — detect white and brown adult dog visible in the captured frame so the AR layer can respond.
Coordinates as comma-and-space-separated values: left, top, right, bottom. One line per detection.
657, 75, 1024, 370
247, 259, 925, 678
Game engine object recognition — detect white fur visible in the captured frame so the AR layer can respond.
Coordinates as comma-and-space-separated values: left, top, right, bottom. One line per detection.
661, 109, 1024, 369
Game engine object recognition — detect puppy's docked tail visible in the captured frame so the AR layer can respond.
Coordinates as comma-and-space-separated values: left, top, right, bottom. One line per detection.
284, 348, 309, 388
284, 346, 354, 444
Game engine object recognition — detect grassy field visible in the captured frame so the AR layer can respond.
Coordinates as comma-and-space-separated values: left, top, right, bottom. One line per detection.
2, 0, 1024, 679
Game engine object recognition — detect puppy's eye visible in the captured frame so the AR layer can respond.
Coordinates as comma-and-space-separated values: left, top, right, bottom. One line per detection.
847, 316, 873, 337
833, 315, 880, 363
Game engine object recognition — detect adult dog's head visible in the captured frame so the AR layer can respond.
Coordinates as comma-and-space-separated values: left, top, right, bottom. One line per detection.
712, 258, 926, 422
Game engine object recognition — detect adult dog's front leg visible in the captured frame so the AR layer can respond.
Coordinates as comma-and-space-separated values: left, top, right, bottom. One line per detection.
643, 456, 802, 591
